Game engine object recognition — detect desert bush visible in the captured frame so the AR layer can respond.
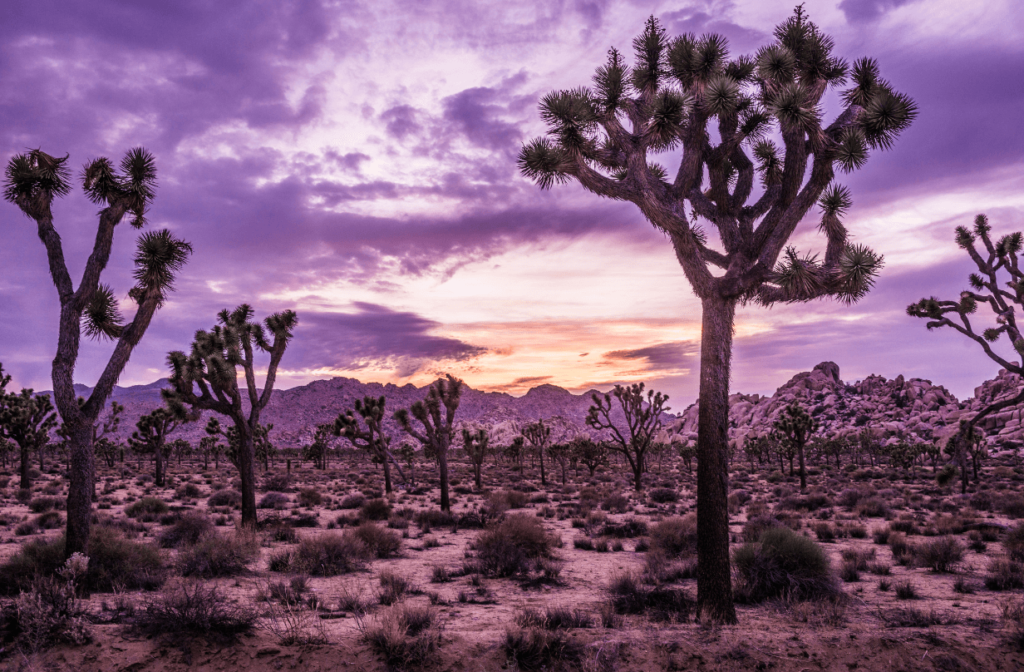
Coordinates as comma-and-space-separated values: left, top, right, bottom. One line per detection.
733, 527, 839, 603
742, 515, 784, 543
340, 493, 366, 509
606, 571, 692, 621
475, 514, 555, 577
352, 521, 402, 559
259, 492, 290, 510
985, 559, 1024, 591
1003, 599, 1024, 651
5, 554, 91, 653
297, 488, 322, 507
872, 526, 891, 545
361, 498, 391, 521
361, 604, 442, 669
262, 473, 292, 492
34, 511, 63, 530
888, 532, 911, 558
15, 520, 39, 536
175, 483, 202, 499
812, 522, 835, 542
600, 516, 648, 538
515, 606, 593, 630
854, 497, 888, 518
573, 536, 594, 551
649, 514, 697, 559
206, 489, 242, 508
600, 492, 630, 513
1004, 523, 1024, 562
291, 532, 370, 576
501, 626, 583, 671
893, 580, 917, 599
261, 519, 299, 544
935, 464, 959, 487
177, 531, 260, 578
430, 566, 452, 583
648, 488, 678, 504
377, 570, 411, 606
131, 580, 257, 642
917, 536, 964, 573
125, 496, 169, 519
159, 513, 213, 549
414, 509, 455, 530
28, 496, 63, 513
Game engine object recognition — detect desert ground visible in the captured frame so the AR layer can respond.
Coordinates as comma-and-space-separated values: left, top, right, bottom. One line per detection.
2, 443, 1024, 672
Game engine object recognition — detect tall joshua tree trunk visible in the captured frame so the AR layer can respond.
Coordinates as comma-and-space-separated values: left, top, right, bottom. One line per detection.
695, 296, 736, 622
237, 424, 258, 527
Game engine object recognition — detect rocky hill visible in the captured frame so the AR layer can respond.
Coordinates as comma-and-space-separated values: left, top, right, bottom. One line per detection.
46, 362, 1024, 452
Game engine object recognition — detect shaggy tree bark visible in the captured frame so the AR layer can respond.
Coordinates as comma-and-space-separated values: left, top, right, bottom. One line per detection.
3, 149, 191, 557
164, 305, 296, 528
519, 10, 913, 622
395, 375, 463, 512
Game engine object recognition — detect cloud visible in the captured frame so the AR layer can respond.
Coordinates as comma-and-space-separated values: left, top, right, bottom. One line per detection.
603, 341, 698, 373
838, 0, 914, 23
287, 303, 489, 377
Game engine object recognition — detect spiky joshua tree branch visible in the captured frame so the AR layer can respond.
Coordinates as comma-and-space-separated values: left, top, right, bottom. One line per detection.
908, 214, 1024, 493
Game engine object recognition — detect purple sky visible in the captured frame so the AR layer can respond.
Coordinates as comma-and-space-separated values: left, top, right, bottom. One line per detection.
2, 0, 1023, 407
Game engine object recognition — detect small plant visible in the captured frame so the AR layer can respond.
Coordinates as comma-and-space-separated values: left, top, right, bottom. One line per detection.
131, 580, 257, 643
177, 530, 260, 578
291, 531, 370, 576
8, 554, 91, 653
259, 492, 290, 510
377, 570, 412, 606
916, 536, 964, 573
1004, 523, 1024, 561
361, 498, 392, 521
733, 527, 839, 603
297, 487, 322, 507
159, 513, 213, 549
894, 580, 917, 600
430, 566, 452, 583
649, 514, 697, 559
607, 571, 692, 621
502, 626, 584, 671
474, 514, 555, 577
124, 496, 170, 519
340, 493, 366, 509
206, 489, 242, 508
361, 604, 442, 668
352, 521, 402, 559
985, 559, 1024, 591
515, 606, 593, 630
648, 488, 679, 504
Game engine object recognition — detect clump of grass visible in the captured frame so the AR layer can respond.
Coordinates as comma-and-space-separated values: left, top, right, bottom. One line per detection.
125, 496, 169, 519
894, 580, 917, 600
159, 513, 213, 549
649, 514, 698, 559
474, 514, 556, 577
297, 488, 322, 507
131, 580, 257, 643
515, 606, 593, 630
360, 498, 391, 521
501, 626, 584, 671
733, 527, 839, 603
607, 571, 693, 622
361, 604, 442, 668
177, 530, 260, 578
290, 531, 370, 576
206, 490, 242, 508
352, 521, 401, 559
985, 559, 1024, 591
916, 536, 964, 573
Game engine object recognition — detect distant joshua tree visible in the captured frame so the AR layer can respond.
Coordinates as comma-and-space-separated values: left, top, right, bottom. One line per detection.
586, 382, 668, 491
461, 427, 490, 490
335, 396, 406, 493
305, 422, 334, 470
772, 402, 816, 491
521, 420, 552, 486
520, 8, 914, 622
395, 374, 463, 512
909, 214, 1024, 494
164, 305, 297, 528
128, 407, 188, 487
3, 148, 192, 557
570, 436, 607, 476
1, 384, 58, 490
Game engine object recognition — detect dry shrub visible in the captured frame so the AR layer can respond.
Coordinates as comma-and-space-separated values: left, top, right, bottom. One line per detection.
649, 488, 679, 504
4, 554, 91, 654
28, 496, 63, 513
599, 516, 648, 538
1004, 523, 1024, 562
607, 571, 692, 622
1002, 599, 1024, 651
515, 606, 593, 630
733, 527, 839, 603
743, 515, 784, 543
502, 626, 584, 671
475, 514, 555, 577
206, 489, 242, 508
361, 604, 442, 668
600, 493, 629, 513
124, 496, 169, 519
352, 521, 402, 559
916, 536, 964, 573
361, 498, 391, 521
259, 492, 290, 510
649, 514, 697, 558
159, 513, 213, 549
261, 597, 329, 645
377, 570, 412, 606
177, 530, 260, 578
131, 580, 257, 643
291, 531, 370, 576
986, 559, 1024, 591
855, 497, 888, 518
297, 488, 322, 507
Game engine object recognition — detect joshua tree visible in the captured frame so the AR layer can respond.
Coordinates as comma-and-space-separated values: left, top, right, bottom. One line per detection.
586, 382, 668, 491
304, 422, 334, 470
93, 401, 125, 468
520, 9, 914, 622
772, 403, 816, 490
335, 396, 405, 493
462, 427, 490, 490
395, 374, 463, 512
521, 420, 551, 485
571, 436, 608, 476
908, 214, 1024, 494
129, 408, 188, 486
199, 435, 223, 470
547, 442, 574, 484
164, 305, 297, 528
1, 388, 58, 489
504, 436, 526, 472
3, 148, 192, 557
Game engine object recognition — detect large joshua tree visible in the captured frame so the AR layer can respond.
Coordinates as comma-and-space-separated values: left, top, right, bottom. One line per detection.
395, 374, 463, 512
908, 214, 1024, 494
3, 148, 192, 557
164, 305, 297, 528
519, 10, 915, 621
